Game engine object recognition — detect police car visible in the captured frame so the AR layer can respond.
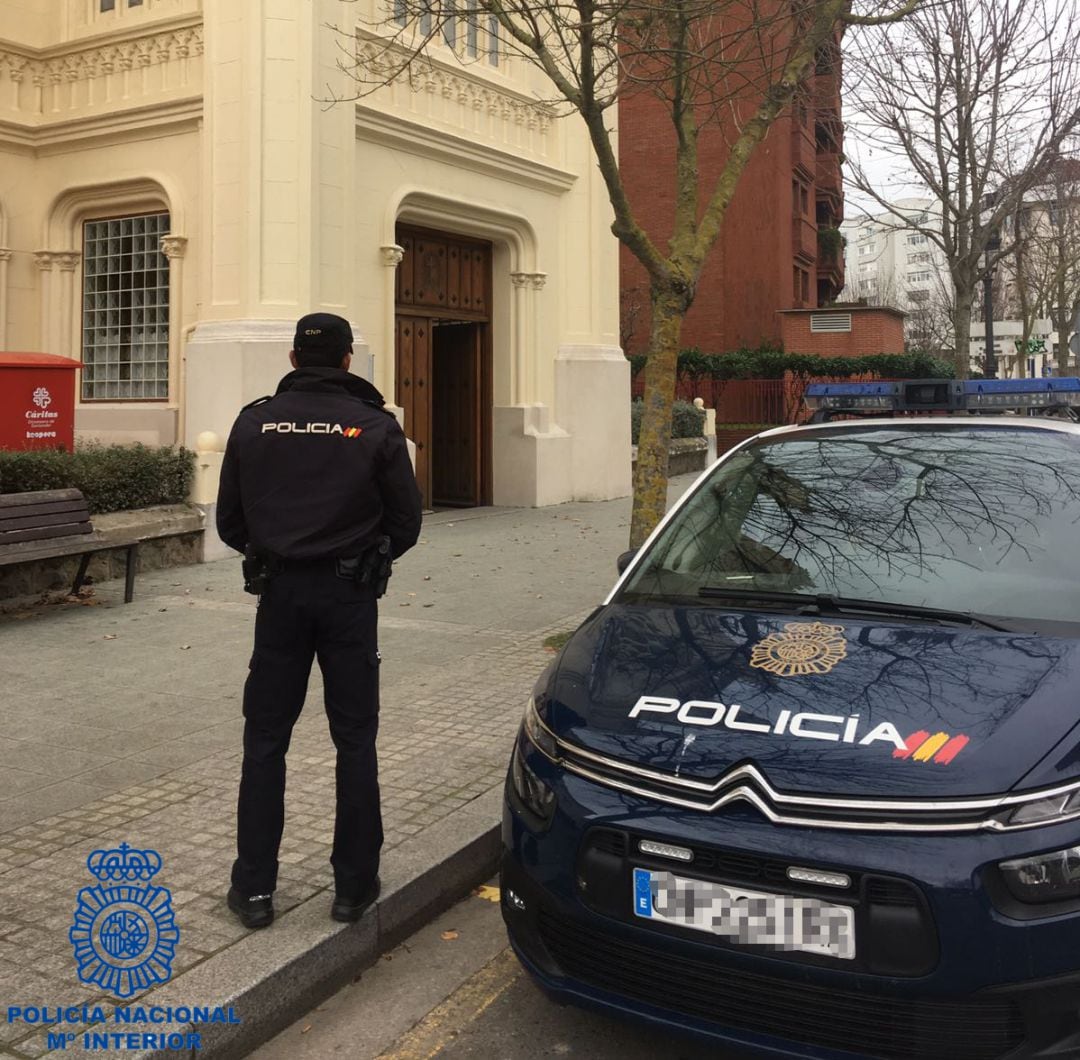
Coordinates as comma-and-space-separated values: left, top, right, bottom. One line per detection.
501, 378, 1080, 1059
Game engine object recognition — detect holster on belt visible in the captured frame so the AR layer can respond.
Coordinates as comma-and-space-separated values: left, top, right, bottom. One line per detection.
337, 535, 393, 598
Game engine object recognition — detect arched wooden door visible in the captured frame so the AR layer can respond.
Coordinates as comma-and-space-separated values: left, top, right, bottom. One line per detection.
394, 226, 492, 508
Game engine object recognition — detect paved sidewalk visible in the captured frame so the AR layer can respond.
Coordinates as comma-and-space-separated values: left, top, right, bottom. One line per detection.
0, 476, 696, 1059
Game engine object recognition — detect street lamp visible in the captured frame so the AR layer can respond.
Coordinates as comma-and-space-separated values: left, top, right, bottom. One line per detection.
982, 229, 1002, 378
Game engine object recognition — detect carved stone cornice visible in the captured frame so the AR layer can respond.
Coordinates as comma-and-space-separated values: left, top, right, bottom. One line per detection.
34, 251, 58, 272
0, 22, 204, 91
380, 244, 405, 268
511, 271, 547, 289
356, 37, 555, 137
55, 252, 81, 272
0, 249, 12, 264
160, 235, 188, 260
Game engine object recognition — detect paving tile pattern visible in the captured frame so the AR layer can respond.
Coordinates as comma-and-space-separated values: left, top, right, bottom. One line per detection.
0, 478, 696, 1058
0, 612, 584, 1060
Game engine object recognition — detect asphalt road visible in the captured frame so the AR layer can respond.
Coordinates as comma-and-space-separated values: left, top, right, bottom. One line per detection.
253, 883, 733, 1060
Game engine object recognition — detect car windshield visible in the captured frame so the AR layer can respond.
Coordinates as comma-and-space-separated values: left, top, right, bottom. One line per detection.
619, 425, 1080, 627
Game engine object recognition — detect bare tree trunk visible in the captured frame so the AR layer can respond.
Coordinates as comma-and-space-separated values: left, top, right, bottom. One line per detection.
1055, 269, 1071, 374
630, 285, 685, 548
953, 287, 975, 378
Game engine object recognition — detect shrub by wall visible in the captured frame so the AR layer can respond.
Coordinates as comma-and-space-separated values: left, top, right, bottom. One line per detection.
631, 399, 706, 445
0, 443, 195, 515
628, 347, 955, 381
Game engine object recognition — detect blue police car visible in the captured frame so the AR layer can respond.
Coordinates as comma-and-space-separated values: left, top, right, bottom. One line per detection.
502, 379, 1080, 1059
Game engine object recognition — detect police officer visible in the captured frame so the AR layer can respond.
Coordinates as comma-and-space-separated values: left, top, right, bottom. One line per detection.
216, 312, 422, 929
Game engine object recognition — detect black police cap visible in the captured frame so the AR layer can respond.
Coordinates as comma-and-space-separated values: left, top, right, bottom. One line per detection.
293, 312, 353, 355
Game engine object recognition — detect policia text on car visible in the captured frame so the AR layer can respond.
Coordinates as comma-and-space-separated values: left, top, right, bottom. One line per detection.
216, 312, 423, 929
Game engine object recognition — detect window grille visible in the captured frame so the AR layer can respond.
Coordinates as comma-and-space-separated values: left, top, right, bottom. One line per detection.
810, 312, 852, 333
81, 212, 171, 402
467, 6, 479, 55
443, 0, 456, 46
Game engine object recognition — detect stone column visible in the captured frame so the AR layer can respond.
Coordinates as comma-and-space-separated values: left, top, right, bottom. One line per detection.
187, 0, 365, 449
55, 252, 81, 362
509, 271, 530, 404
0, 248, 11, 351
379, 244, 404, 404
160, 235, 188, 408
33, 252, 58, 355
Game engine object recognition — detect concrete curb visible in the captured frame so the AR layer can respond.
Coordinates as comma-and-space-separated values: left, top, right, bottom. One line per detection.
135, 785, 504, 1060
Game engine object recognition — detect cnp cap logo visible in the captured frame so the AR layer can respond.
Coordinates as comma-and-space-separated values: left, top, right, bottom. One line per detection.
749, 622, 847, 678
894, 731, 970, 766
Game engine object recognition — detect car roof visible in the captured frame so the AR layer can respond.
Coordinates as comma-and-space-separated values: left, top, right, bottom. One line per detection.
753, 415, 1080, 440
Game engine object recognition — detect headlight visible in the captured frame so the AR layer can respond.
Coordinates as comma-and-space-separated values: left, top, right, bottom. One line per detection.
510, 745, 556, 822
999, 789, 1080, 828
523, 697, 559, 760
999, 846, 1080, 903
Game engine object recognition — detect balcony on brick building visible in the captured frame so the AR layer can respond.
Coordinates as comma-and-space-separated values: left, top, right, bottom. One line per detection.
813, 71, 842, 122
816, 150, 842, 204
792, 216, 818, 263
791, 123, 817, 180
816, 226, 845, 302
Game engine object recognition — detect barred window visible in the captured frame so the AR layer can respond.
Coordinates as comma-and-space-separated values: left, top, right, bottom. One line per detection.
81, 212, 171, 402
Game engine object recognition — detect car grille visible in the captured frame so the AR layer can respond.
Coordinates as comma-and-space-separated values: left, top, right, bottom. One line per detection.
538, 909, 1025, 1060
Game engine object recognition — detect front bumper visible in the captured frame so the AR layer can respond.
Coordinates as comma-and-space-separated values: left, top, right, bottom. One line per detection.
502, 746, 1080, 1059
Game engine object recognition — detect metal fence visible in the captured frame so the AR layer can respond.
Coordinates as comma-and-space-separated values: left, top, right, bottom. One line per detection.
632, 372, 881, 425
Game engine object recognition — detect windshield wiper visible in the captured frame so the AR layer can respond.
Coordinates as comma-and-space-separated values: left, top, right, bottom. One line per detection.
696, 587, 1016, 632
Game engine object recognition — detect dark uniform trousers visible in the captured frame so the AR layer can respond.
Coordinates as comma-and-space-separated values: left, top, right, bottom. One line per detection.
231, 563, 382, 899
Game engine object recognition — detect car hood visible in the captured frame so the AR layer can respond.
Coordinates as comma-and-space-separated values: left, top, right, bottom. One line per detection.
544, 604, 1080, 797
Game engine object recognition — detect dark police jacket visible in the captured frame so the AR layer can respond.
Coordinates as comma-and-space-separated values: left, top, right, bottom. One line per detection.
216, 367, 422, 561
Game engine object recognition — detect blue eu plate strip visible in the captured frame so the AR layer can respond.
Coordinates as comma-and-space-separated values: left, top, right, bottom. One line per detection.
633, 867, 653, 918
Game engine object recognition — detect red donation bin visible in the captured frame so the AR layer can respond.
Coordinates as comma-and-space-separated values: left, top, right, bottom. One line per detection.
0, 353, 82, 452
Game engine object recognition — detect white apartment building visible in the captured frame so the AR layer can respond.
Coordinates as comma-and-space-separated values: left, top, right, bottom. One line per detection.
841, 197, 952, 348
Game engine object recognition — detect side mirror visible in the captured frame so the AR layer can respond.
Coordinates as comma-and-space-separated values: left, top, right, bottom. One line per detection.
616, 549, 638, 574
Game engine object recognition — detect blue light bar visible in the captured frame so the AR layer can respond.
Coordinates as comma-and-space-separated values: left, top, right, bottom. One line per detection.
804, 382, 900, 410
803, 377, 1080, 415
963, 377, 1080, 409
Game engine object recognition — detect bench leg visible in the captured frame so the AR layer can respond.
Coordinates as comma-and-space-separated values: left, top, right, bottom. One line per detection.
124, 544, 138, 604
72, 553, 92, 596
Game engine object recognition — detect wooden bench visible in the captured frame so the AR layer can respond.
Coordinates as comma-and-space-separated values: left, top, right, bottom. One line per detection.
0, 488, 141, 603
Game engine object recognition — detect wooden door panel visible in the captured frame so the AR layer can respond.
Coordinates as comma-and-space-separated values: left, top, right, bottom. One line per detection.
395, 314, 432, 506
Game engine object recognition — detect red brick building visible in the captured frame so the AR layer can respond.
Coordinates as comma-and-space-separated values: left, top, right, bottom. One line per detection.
778, 306, 906, 357
619, 38, 848, 354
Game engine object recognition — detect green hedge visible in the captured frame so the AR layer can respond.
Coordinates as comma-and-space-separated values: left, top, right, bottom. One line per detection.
628, 347, 955, 381
631, 399, 706, 445
0, 443, 195, 515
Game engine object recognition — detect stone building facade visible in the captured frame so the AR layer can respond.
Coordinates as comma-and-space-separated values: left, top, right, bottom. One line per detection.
0, 0, 629, 511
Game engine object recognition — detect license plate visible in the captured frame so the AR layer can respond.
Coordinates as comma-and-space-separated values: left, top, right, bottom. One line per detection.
633, 867, 855, 960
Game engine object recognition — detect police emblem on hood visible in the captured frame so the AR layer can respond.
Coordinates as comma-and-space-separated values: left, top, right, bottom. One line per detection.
749, 622, 847, 677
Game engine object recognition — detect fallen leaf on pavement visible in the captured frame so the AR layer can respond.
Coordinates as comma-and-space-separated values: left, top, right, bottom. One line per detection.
473, 885, 501, 903
300, 1024, 311, 1035
440, 930, 459, 941
103, 634, 118, 640
179, 645, 191, 650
